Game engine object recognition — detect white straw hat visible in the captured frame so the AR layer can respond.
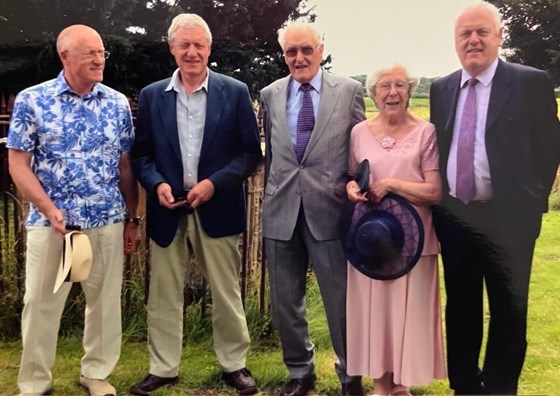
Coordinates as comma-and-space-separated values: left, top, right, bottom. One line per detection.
53, 231, 93, 293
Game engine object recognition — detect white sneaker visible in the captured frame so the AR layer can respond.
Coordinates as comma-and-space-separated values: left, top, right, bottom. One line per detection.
79, 375, 117, 396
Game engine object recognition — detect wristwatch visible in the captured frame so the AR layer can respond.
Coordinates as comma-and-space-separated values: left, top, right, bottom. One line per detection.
125, 217, 141, 225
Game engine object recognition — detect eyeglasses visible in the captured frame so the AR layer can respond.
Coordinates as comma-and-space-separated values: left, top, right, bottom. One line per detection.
84, 50, 110, 60
375, 80, 410, 93
284, 44, 319, 58
71, 50, 110, 60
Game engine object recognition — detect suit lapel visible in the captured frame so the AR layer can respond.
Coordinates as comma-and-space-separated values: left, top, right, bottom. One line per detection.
201, 70, 226, 158
157, 87, 182, 163
272, 77, 295, 155
486, 60, 512, 133
303, 72, 339, 161
443, 71, 461, 134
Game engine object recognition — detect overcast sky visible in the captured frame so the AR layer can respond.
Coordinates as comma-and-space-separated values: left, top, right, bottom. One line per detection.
308, 0, 481, 78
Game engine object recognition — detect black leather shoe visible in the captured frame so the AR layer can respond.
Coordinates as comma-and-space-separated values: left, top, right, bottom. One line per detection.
130, 373, 179, 395
222, 368, 258, 395
279, 375, 315, 396
342, 376, 364, 396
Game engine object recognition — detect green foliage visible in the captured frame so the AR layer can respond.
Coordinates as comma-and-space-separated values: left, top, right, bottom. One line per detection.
488, 0, 560, 86
0, 0, 317, 98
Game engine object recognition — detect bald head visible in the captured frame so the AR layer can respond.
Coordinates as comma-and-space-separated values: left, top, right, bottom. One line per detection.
56, 24, 102, 55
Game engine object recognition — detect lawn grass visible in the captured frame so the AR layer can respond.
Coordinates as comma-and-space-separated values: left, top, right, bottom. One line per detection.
1, 209, 559, 395
365, 96, 429, 120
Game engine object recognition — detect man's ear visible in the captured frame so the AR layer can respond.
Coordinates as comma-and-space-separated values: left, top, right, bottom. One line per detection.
59, 50, 69, 65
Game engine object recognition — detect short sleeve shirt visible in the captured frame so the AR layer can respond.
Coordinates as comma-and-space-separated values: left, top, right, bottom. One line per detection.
7, 72, 134, 228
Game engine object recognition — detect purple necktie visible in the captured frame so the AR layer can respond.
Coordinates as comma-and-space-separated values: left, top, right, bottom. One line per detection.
295, 83, 315, 163
456, 78, 478, 204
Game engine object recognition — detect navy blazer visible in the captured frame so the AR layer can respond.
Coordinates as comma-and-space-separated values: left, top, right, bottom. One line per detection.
131, 70, 263, 247
430, 60, 560, 241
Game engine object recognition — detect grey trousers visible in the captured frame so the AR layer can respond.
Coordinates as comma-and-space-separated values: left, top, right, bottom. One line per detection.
265, 211, 353, 383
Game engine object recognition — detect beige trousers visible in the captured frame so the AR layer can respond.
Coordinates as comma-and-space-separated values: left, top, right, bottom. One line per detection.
147, 211, 250, 376
18, 224, 124, 394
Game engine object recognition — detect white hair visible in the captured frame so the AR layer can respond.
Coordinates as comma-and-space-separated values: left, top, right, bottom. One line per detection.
277, 22, 322, 51
456, 1, 502, 30
366, 65, 419, 108
168, 13, 212, 44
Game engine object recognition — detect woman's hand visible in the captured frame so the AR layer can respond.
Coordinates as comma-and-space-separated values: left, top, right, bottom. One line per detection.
346, 180, 368, 203
371, 178, 393, 203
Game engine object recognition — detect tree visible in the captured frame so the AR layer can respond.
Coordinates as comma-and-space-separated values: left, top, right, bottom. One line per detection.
0, 0, 316, 98
488, 0, 560, 86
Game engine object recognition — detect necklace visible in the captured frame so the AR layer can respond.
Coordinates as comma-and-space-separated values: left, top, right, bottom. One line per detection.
380, 135, 397, 150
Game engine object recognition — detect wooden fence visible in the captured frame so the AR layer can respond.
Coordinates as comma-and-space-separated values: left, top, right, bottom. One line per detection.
0, 94, 268, 326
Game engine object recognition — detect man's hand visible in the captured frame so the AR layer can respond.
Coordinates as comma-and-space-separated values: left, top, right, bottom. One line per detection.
185, 179, 215, 208
156, 183, 188, 210
46, 207, 66, 237
123, 221, 141, 255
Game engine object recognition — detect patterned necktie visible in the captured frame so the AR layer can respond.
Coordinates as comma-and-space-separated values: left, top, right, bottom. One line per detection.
295, 83, 315, 163
456, 78, 478, 204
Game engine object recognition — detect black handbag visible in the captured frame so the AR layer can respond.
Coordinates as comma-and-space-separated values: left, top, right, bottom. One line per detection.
355, 159, 370, 193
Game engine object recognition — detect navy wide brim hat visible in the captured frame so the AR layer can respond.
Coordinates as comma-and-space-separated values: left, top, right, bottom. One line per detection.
342, 193, 424, 280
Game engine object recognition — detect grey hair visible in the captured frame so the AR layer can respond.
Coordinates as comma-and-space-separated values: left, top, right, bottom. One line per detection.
366, 65, 419, 107
277, 22, 322, 51
456, 1, 502, 30
168, 13, 212, 44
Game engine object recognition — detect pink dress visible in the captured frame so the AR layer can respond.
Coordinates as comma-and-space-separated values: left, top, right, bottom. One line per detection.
346, 119, 447, 386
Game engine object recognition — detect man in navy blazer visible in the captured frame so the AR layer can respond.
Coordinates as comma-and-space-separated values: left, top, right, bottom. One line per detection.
430, 3, 560, 394
130, 13, 262, 396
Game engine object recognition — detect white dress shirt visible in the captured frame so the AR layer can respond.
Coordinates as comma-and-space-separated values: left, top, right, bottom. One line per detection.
447, 58, 499, 201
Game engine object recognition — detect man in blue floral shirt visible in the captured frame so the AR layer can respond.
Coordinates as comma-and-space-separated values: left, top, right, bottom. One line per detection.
7, 24, 139, 396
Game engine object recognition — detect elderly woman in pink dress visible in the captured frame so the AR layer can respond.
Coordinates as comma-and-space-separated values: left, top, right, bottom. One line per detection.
345, 65, 447, 396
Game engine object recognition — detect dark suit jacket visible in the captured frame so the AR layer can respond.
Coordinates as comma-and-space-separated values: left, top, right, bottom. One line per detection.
430, 60, 560, 241
131, 70, 263, 247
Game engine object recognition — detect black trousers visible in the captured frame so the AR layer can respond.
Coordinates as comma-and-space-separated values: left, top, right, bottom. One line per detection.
433, 198, 536, 395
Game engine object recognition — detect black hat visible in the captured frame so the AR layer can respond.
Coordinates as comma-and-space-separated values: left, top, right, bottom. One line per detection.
343, 193, 424, 280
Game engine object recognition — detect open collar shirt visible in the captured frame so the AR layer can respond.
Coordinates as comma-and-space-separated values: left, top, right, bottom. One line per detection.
166, 68, 208, 189
7, 71, 134, 228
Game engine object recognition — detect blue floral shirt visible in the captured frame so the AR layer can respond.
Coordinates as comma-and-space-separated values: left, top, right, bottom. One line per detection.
7, 72, 134, 229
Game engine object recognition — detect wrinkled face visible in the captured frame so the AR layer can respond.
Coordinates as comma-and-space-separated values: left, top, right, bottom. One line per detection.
283, 28, 324, 84
455, 7, 502, 76
169, 25, 211, 82
373, 69, 411, 118
61, 32, 105, 90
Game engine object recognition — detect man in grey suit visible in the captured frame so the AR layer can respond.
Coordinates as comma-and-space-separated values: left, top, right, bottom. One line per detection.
260, 22, 366, 396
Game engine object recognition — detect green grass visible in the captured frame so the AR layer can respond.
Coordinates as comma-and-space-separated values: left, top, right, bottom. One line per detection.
366, 97, 559, 120
365, 96, 430, 120
1, 208, 559, 395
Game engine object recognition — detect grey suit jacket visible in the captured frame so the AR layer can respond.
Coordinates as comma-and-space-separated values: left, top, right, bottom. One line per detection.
260, 71, 366, 241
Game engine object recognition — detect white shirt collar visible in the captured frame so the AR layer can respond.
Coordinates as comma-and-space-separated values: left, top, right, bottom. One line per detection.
165, 68, 209, 93
461, 58, 499, 88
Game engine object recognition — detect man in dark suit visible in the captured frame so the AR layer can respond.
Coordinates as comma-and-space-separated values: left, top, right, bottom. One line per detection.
260, 22, 366, 396
129, 13, 262, 396
430, 2, 560, 394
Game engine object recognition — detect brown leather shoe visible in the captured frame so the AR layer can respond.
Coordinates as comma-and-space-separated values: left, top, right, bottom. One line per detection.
222, 368, 258, 395
279, 375, 315, 396
342, 376, 364, 396
130, 373, 179, 395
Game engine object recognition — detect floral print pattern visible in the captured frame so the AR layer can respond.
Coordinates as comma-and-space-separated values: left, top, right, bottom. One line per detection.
7, 72, 134, 228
